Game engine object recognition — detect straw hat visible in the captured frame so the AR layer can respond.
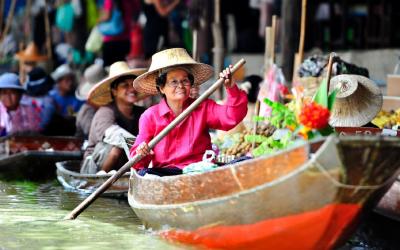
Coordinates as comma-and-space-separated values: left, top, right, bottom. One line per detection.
329, 74, 382, 127
133, 48, 214, 95
75, 64, 107, 101
88, 61, 147, 107
15, 42, 48, 62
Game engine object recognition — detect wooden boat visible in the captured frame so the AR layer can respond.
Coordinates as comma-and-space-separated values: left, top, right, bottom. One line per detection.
56, 160, 130, 197
335, 97, 400, 222
0, 135, 83, 180
128, 135, 400, 250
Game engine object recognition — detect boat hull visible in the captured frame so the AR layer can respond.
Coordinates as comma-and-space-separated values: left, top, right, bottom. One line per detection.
0, 136, 83, 180
128, 136, 400, 249
56, 160, 129, 197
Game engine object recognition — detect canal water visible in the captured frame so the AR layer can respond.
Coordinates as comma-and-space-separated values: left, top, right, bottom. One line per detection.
1, 178, 400, 250
0, 179, 187, 250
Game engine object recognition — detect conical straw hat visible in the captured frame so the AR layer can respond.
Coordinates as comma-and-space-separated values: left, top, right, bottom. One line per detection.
133, 48, 214, 95
329, 74, 382, 127
88, 61, 148, 107
15, 42, 48, 62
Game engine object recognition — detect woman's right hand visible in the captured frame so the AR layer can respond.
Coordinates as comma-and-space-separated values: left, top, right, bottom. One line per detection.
136, 142, 153, 157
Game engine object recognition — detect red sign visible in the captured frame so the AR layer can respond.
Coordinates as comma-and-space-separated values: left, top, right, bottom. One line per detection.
335, 127, 400, 137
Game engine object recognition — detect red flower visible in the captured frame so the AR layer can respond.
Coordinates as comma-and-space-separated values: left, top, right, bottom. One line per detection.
298, 102, 330, 129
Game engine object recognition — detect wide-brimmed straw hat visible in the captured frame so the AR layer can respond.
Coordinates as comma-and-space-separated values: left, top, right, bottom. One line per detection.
0, 73, 25, 91
75, 64, 107, 101
133, 48, 214, 95
88, 61, 147, 107
329, 74, 382, 127
15, 42, 48, 62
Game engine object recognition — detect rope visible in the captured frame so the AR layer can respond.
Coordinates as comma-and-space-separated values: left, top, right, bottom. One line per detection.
313, 160, 386, 190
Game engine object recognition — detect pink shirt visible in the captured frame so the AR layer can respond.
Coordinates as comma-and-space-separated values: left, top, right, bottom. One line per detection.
130, 85, 248, 170
103, 0, 140, 42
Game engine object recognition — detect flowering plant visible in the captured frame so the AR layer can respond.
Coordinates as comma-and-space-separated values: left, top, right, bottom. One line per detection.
247, 79, 337, 156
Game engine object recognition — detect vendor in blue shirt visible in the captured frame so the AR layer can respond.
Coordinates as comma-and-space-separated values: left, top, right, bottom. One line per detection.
50, 64, 84, 116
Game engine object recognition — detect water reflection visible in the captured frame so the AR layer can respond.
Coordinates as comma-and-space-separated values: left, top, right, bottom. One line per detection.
0, 180, 186, 250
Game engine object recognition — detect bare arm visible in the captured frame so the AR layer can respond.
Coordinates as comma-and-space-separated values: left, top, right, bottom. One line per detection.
153, 0, 180, 17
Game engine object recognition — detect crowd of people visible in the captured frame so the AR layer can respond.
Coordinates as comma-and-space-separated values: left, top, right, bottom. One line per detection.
0, 1, 275, 175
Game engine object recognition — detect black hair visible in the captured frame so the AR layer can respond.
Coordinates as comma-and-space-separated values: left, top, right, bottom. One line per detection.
243, 75, 262, 103
110, 75, 137, 100
155, 71, 194, 98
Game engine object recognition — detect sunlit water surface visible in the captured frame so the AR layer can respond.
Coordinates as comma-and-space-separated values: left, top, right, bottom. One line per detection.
0, 180, 187, 250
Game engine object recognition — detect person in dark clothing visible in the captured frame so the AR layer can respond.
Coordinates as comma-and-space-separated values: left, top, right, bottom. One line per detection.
141, 0, 180, 61
100, 0, 140, 66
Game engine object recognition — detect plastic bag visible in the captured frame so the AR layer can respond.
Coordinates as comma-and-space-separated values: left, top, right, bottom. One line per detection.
55, 3, 75, 32
86, 0, 99, 29
85, 26, 103, 52
183, 150, 218, 174
98, 9, 124, 36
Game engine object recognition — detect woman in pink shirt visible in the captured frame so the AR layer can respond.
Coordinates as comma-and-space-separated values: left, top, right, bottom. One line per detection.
130, 48, 248, 176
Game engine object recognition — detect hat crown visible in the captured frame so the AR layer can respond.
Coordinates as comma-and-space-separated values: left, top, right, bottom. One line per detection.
149, 48, 197, 72
330, 75, 359, 98
329, 74, 382, 127
0, 73, 24, 90
24, 42, 41, 56
84, 64, 106, 84
51, 64, 73, 81
108, 61, 132, 78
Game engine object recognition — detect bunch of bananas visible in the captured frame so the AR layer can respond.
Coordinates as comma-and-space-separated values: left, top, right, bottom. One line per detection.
372, 109, 400, 129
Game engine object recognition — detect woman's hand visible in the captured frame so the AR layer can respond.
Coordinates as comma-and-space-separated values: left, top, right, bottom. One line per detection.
136, 142, 153, 157
220, 65, 235, 88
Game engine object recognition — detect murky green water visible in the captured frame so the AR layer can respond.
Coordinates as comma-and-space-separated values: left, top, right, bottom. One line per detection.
2, 179, 400, 250
0, 180, 186, 250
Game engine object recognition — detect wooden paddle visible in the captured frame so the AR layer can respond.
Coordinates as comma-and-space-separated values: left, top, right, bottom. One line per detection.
64, 58, 246, 220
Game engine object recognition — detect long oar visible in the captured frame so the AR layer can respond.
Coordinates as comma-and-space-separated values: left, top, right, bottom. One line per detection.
64, 58, 246, 220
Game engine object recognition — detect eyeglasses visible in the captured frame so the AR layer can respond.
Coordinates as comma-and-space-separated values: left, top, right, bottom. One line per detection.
166, 78, 191, 88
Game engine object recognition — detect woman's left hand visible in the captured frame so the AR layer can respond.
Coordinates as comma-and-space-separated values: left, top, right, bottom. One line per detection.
220, 65, 235, 88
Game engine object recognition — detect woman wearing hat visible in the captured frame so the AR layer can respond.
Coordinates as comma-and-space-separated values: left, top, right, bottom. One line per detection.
130, 48, 248, 176
15, 42, 49, 83
75, 63, 107, 139
80, 61, 147, 174
22, 67, 56, 132
0, 73, 41, 136
50, 64, 84, 117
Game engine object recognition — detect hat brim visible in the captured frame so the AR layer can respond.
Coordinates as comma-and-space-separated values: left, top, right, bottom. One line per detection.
133, 63, 214, 95
0, 85, 25, 92
88, 68, 149, 107
329, 75, 383, 127
75, 81, 94, 101
15, 52, 48, 62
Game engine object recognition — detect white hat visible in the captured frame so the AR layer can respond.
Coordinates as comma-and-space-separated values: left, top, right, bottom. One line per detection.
75, 64, 107, 101
51, 64, 74, 81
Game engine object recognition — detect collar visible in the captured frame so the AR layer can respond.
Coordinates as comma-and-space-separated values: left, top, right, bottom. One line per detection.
158, 98, 193, 117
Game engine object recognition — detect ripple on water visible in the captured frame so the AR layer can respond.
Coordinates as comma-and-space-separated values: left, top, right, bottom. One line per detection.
0, 180, 189, 250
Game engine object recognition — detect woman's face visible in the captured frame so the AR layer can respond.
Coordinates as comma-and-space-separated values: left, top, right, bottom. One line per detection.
112, 77, 140, 105
160, 69, 191, 103
0, 89, 22, 111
